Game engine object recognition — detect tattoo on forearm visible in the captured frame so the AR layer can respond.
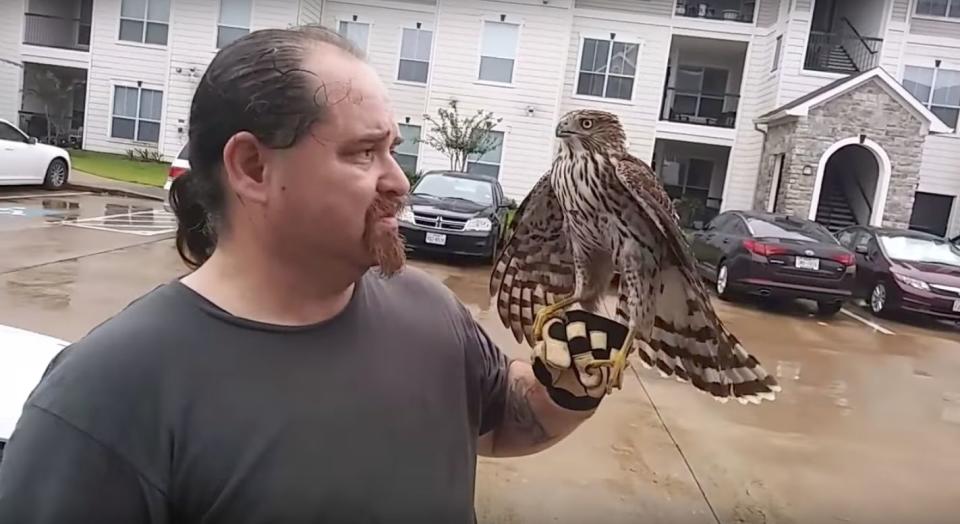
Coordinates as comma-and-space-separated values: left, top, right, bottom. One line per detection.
504, 375, 552, 447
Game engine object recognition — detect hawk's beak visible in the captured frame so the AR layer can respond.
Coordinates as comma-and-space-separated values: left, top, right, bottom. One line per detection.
555, 121, 573, 137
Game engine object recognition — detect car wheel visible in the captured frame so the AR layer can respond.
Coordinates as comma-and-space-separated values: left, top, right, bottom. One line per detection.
816, 301, 843, 317
715, 262, 733, 301
870, 282, 891, 317
43, 158, 69, 190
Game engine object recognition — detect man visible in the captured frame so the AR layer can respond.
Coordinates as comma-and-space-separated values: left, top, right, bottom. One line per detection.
0, 26, 620, 522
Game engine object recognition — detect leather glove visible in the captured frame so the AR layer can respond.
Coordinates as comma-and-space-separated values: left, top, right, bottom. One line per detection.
531, 310, 630, 411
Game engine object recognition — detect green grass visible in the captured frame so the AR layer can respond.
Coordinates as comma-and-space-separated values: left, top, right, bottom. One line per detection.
71, 150, 169, 187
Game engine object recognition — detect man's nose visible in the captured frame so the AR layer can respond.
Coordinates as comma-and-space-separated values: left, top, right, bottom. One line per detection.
381, 154, 410, 196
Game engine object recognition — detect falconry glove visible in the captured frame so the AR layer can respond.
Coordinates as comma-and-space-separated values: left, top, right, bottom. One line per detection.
531, 310, 630, 411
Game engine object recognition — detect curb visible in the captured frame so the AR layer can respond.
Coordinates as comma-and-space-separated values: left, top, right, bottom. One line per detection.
65, 183, 166, 202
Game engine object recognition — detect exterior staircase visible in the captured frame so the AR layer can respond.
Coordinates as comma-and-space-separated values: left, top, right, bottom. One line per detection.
805, 42, 858, 74
815, 181, 858, 232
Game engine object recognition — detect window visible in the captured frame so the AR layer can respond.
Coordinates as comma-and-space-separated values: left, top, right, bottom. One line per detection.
394, 124, 421, 174
576, 38, 640, 100
673, 66, 730, 121
467, 131, 504, 177
837, 229, 857, 248
119, 0, 169, 45
0, 122, 27, 143
217, 0, 251, 49
916, 0, 960, 18
661, 157, 713, 203
398, 28, 432, 83
910, 192, 955, 237
478, 22, 518, 84
338, 21, 370, 52
903, 66, 960, 129
111, 86, 163, 143
414, 175, 495, 206
772, 35, 783, 72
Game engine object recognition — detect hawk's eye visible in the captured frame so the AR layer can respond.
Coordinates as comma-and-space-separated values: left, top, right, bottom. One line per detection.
580, 119, 594, 130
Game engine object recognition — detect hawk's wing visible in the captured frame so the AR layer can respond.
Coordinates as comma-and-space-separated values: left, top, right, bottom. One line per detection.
490, 173, 575, 346
613, 155, 780, 403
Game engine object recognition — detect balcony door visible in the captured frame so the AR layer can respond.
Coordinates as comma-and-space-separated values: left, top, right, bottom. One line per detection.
673, 66, 729, 124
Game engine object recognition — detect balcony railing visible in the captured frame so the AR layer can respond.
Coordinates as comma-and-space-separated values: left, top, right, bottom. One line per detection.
804, 17, 881, 74
19, 110, 84, 148
675, 1, 755, 23
23, 13, 91, 51
661, 87, 739, 128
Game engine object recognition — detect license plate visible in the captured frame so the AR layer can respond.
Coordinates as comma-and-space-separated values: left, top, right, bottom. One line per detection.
795, 256, 820, 270
953, 300, 960, 313
425, 232, 447, 246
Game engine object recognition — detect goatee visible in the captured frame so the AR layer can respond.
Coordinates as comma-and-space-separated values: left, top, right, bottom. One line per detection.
364, 195, 407, 277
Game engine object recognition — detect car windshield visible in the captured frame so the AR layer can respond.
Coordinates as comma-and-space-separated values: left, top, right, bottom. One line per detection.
413, 175, 493, 206
879, 235, 960, 266
745, 217, 837, 244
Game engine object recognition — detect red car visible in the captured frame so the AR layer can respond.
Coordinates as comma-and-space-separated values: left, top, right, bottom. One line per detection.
837, 226, 960, 320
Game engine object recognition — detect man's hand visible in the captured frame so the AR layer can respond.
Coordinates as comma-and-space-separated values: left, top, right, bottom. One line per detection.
532, 310, 629, 411
479, 311, 629, 458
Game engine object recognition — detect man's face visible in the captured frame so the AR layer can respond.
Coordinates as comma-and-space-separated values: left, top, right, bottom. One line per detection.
263, 46, 410, 277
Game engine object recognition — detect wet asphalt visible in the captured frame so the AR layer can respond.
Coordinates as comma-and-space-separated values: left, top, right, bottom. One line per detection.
1, 190, 958, 523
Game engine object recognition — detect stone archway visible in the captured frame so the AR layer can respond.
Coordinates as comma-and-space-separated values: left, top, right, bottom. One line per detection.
808, 137, 892, 227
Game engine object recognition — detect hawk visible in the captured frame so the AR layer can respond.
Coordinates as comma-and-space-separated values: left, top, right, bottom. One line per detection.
490, 109, 779, 404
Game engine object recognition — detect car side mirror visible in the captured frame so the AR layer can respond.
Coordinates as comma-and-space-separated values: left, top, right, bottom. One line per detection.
855, 245, 868, 255
28, 137, 38, 145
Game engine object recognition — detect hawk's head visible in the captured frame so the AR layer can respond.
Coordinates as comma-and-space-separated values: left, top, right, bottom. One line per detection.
555, 110, 627, 152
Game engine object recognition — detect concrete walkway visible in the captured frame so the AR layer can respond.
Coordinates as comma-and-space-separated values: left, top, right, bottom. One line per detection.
68, 170, 167, 201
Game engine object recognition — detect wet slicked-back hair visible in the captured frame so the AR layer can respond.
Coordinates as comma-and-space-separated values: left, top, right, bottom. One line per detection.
169, 25, 363, 268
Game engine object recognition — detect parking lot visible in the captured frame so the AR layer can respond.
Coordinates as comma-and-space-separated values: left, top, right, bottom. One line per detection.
2, 189, 959, 523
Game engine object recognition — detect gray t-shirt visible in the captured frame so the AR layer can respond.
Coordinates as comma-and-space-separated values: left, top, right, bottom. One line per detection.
0, 267, 510, 523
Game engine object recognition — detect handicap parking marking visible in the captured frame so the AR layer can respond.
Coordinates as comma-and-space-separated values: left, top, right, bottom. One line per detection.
61, 209, 177, 236
840, 307, 896, 336
0, 191, 91, 201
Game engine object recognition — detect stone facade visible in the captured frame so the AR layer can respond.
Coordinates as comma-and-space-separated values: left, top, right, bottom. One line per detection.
756, 79, 929, 229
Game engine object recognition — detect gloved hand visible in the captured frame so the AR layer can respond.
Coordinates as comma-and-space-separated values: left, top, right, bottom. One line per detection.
531, 310, 630, 411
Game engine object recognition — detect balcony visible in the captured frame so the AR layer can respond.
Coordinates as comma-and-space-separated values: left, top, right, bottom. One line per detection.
660, 36, 747, 130
674, 1, 756, 23
23, 0, 92, 52
653, 139, 730, 228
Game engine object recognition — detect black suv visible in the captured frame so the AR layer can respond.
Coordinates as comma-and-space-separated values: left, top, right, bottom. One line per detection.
398, 171, 510, 261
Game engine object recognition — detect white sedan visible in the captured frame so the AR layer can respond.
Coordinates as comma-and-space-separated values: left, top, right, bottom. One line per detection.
0, 324, 68, 461
0, 118, 72, 189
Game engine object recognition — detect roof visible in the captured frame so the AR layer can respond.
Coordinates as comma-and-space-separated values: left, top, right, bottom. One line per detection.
755, 68, 954, 134
421, 170, 500, 183
846, 225, 943, 240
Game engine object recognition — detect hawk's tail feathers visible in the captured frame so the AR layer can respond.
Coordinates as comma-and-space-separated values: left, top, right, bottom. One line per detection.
634, 265, 780, 404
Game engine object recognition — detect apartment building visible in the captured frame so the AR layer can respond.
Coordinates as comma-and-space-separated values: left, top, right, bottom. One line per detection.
1, 0, 958, 236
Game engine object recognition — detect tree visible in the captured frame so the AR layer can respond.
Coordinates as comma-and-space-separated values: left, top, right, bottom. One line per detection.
420, 100, 502, 172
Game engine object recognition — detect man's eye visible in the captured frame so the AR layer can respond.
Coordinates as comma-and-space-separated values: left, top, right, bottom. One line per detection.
360, 148, 375, 160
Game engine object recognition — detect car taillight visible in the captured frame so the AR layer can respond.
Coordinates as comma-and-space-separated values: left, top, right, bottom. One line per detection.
168, 166, 188, 179
742, 239, 787, 257
832, 252, 856, 266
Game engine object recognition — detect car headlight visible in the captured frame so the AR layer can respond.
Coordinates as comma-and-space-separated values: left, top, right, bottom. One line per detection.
893, 273, 929, 291
398, 206, 415, 224
464, 217, 492, 232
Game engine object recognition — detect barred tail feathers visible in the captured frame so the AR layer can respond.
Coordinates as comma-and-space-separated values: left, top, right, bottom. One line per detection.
632, 265, 780, 404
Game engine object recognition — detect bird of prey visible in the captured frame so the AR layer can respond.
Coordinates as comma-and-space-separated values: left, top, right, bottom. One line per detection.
489, 109, 779, 404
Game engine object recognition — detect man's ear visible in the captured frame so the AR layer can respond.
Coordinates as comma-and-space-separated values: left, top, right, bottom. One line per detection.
222, 131, 268, 205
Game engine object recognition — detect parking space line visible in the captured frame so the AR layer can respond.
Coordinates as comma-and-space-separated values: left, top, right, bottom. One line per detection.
0, 191, 91, 201
841, 308, 895, 335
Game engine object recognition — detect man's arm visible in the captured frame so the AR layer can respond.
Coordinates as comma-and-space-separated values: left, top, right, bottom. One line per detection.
0, 406, 163, 523
478, 360, 593, 457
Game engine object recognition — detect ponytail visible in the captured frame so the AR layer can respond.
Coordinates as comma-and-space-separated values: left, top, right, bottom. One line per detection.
169, 171, 217, 269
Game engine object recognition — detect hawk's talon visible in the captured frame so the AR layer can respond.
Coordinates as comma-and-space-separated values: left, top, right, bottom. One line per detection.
584, 327, 636, 393
532, 295, 579, 343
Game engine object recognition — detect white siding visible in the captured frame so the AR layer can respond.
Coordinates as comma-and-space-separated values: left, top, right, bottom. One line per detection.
774, 0, 843, 106
901, 41, 960, 234
560, 13, 671, 163
0, 0, 24, 123
84, 0, 171, 155
299, 0, 324, 24
420, 0, 574, 199
321, 0, 436, 128
910, 17, 960, 39
161, 0, 218, 159
252, 0, 300, 30
891, 0, 910, 22
723, 30, 782, 211
880, 1, 910, 73
574, 0, 674, 17
757, 0, 780, 27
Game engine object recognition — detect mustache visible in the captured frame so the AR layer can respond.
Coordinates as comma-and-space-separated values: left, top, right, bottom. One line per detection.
366, 194, 405, 220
